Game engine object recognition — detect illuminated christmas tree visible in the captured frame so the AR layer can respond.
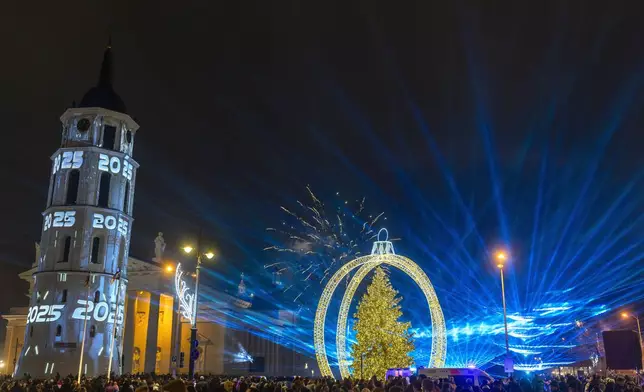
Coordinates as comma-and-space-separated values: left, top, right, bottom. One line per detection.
350, 267, 414, 379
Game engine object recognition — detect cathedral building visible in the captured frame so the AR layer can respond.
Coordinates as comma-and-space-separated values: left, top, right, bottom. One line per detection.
2, 43, 316, 379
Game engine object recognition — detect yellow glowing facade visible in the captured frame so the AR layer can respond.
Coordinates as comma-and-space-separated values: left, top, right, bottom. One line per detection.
127, 292, 176, 373
314, 232, 446, 378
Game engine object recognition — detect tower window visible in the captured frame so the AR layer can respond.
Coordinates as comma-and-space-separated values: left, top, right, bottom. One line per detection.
94, 291, 100, 303
103, 126, 116, 150
119, 240, 126, 271
126, 130, 133, 144
56, 325, 62, 336
123, 181, 130, 214
77, 118, 91, 133
98, 173, 111, 208
61, 289, 67, 303
90, 237, 102, 264
89, 325, 96, 338
59, 237, 71, 263
65, 170, 80, 205
48, 174, 56, 207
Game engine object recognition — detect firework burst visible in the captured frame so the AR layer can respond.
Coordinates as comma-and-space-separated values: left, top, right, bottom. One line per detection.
264, 186, 386, 307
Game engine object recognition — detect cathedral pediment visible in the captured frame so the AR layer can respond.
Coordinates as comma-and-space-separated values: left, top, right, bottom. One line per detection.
127, 257, 162, 274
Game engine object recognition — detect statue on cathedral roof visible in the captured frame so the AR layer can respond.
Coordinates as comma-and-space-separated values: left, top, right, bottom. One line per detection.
154, 232, 166, 262
238, 272, 247, 297
34, 242, 41, 267
234, 272, 253, 309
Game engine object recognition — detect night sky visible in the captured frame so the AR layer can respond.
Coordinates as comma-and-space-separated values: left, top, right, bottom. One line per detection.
2, 1, 644, 359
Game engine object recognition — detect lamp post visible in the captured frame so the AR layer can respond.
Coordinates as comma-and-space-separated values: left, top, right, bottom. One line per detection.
12, 338, 21, 376
78, 273, 92, 384
107, 269, 122, 381
495, 250, 512, 375
621, 311, 643, 370
163, 263, 182, 377
182, 231, 215, 380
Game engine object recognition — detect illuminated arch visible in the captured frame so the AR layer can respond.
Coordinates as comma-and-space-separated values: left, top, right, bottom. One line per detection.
314, 232, 446, 378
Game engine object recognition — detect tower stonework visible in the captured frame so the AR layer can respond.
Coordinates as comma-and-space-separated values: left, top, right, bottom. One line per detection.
16, 44, 139, 378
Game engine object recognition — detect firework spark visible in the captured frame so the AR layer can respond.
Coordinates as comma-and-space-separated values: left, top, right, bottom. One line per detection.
264, 186, 385, 307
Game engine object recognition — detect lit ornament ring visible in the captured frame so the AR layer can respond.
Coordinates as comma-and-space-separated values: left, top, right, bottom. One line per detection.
314, 229, 447, 378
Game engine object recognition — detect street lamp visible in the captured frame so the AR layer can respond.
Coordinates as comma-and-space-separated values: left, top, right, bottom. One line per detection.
182, 236, 215, 380
621, 311, 643, 369
106, 269, 123, 381
495, 249, 512, 375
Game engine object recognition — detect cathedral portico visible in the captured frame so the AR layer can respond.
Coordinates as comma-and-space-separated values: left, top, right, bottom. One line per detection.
118, 257, 177, 375
2, 309, 27, 376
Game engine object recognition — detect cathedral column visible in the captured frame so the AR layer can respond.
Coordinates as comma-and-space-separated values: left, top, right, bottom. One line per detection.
4, 326, 14, 375
122, 292, 137, 373
169, 295, 180, 374
144, 292, 160, 373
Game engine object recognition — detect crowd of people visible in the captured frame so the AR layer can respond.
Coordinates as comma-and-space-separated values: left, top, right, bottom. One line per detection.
0, 373, 641, 392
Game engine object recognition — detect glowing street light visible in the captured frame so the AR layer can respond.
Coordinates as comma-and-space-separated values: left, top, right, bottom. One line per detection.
165, 264, 174, 273
181, 232, 215, 380
621, 311, 643, 369
494, 249, 512, 374
495, 250, 508, 265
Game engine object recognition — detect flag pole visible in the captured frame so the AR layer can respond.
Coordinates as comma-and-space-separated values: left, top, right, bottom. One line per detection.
107, 269, 121, 381
78, 273, 91, 384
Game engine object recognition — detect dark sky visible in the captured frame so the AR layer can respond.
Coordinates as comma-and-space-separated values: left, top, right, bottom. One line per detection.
2, 1, 644, 346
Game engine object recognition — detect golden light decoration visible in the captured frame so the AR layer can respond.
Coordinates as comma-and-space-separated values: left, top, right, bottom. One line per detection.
314, 228, 447, 378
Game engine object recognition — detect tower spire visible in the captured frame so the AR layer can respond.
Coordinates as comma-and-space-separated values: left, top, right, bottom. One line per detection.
79, 37, 127, 114
98, 37, 113, 87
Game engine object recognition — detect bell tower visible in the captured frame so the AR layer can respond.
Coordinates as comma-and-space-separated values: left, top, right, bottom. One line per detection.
16, 42, 139, 378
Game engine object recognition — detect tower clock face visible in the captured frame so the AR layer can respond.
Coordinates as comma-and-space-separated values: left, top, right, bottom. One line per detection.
77, 118, 91, 132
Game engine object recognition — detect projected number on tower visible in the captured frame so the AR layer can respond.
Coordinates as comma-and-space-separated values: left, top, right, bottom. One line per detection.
27, 302, 124, 324
71, 300, 124, 324
43, 211, 76, 231
26, 305, 65, 323
98, 154, 133, 180
92, 213, 129, 236
52, 151, 84, 174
